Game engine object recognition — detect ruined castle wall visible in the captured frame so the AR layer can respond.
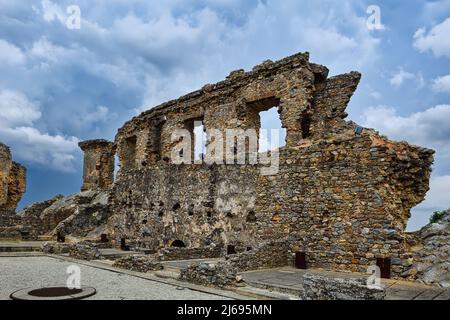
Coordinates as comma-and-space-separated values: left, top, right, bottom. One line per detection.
255, 134, 433, 274
0, 143, 26, 215
109, 164, 258, 250
0, 143, 26, 236
5, 162, 26, 210
0, 143, 13, 210
107, 52, 434, 276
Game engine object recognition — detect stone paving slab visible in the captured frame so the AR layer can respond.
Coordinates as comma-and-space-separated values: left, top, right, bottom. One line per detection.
384, 284, 426, 300
161, 258, 223, 270
433, 290, 450, 300
240, 267, 449, 300
0, 256, 243, 300
0, 241, 46, 247
413, 288, 445, 300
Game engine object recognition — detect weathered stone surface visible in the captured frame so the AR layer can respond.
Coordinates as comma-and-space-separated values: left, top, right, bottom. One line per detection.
3, 52, 442, 284
404, 210, 450, 287
0, 143, 12, 209
68, 241, 100, 260
179, 240, 290, 288
13, 191, 110, 240
301, 273, 385, 300
105, 52, 434, 276
0, 143, 26, 213
0, 142, 26, 238
179, 261, 239, 288
113, 255, 163, 272
225, 240, 291, 272
18, 195, 64, 239
158, 246, 222, 261
51, 191, 111, 238
42, 242, 71, 254
79, 140, 115, 191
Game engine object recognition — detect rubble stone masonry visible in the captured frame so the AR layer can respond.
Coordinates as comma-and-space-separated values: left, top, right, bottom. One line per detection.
1, 52, 434, 279
90, 52, 435, 277
79, 139, 115, 191
0, 143, 26, 223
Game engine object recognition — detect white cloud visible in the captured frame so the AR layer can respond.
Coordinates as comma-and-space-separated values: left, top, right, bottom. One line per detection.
390, 68, 424, 88
41, 0, 66, 23
361, 104, 450, 147
0, 89, 41, 126
0, 39, 25, 65
423, 0, 450, 21
0, 89, 79, 172
432, 74, 450, 93
369, 91, 382, 99
413, 18, 450, 58
408, 174, 450, 231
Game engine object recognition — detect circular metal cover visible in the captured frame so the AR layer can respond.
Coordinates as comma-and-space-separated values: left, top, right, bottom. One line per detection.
10, 286, 96, 300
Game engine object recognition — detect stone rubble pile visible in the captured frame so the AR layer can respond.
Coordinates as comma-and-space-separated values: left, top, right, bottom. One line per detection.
301, 273, 385, 300
113, 255, 163, 272
404, 210, 450, 288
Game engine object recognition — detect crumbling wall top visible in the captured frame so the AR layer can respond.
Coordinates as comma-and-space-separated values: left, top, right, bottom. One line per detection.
78, 139, 115, 151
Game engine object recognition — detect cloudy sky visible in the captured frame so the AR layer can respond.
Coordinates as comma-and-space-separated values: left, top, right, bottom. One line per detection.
0, 0, 449, 230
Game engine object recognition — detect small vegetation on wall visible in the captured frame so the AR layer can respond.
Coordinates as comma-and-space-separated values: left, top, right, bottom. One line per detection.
429, 209, 448, 224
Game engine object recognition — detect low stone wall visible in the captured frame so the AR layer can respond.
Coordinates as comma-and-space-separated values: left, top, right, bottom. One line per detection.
179, 261, 240, 288
42, 242, 71, 254
158, 246, 222, 261
226, 240, 290, 272
113, 255, 163, 272
301, 273, 385, 300
68, 241, 100, 260
179, 240, 289, 288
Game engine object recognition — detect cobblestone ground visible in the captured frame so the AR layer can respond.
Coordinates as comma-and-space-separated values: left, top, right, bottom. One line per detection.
0, 256, 231, 300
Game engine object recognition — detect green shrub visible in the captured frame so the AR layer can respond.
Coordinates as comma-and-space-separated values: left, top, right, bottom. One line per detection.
429, 210, 447, 224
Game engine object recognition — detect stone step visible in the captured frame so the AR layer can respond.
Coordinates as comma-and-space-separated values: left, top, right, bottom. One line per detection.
37, 235, 53, 241
162, 265, 183, 273
92, 259, 115, 266
242, 279, 303, 296
0, 245, 42, 253
98, 249, 137, 261
154, 269, 181, 280
234, 286, 300, 300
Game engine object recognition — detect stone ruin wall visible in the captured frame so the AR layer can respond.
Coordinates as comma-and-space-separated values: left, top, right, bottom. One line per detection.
0, 143, 26, 216
94, 52, 435, 276
0, 143, 26, 233
0, 52, 434, 278
79, 140, 115, 192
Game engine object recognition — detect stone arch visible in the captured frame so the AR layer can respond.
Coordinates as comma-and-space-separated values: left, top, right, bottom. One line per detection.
170, 239, 186, 248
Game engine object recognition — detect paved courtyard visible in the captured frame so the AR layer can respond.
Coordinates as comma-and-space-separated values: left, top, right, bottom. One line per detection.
240, 267, 450, 300
0, 256, 234, 300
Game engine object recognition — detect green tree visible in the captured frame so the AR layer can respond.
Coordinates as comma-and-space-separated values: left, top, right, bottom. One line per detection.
429, 210, 447, 224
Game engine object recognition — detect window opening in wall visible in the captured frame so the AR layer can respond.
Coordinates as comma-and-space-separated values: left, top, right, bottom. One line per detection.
171, 240, 186, 248
227, 245, 237, 255
246, 97, 285, 153
123, 136, 137, 168
184, 117, 205, 163
258, 106, 286, 152
114, 154, 119, 179
194, 120, 206, 162
301, 111, 311, 139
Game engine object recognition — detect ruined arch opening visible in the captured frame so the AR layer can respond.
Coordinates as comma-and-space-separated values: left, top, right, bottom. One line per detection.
300, 111, 311, 139
123, 136, 137, 168
171, 240, 186, 248
246, 97, 286, 153
184, 117, 205, 163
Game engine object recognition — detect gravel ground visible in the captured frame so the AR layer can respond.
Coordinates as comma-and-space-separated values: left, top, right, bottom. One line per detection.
0, 256, 232, 300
